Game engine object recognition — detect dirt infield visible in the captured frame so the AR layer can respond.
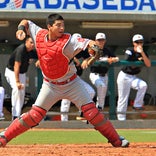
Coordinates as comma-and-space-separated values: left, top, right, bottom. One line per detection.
0, 129, 155, 156
0, 143, 156, 156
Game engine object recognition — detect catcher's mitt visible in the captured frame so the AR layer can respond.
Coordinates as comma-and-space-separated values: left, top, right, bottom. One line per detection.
87, 45, 103, 65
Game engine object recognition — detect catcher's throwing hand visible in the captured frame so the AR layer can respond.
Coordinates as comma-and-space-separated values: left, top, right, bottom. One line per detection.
87, 45, 103, 66
16, 30, 26, 40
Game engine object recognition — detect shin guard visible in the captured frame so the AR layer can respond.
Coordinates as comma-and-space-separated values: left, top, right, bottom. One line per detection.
81, 103, 122, 147
2, 106, 46, 145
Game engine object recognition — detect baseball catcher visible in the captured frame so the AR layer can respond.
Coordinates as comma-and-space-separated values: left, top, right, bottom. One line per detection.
0, 13, 129, 148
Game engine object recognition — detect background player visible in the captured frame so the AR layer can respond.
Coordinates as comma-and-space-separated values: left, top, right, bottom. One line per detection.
4, 36, 35, 120
117, 34, 151, 121
89, 33, 119, 111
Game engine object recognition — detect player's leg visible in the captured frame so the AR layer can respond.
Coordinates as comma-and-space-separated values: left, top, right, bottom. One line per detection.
77, 79, 95, 121
11, 84, 25, 120
0, 87, 5, 119
116, 71, 131, 121
0, 105, 47, 147
89, 73, 107, 110
81, 80, 95, 99
4, 68, 26, 120
0, 80, 59, 147
71, 77, 129, 147
131, 77, 147, 109
81, 103, 129, 147
95, 75, 108, 110
60, 99, 71, 121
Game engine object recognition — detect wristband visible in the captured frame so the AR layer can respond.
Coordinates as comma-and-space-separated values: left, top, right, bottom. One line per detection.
18, 25, 26, 33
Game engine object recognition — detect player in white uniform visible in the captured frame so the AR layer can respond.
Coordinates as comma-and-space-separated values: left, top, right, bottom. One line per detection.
4, 37, 35, 120
117, 34, 151, 121
0, 14, 129, 148
89, 33, 119, 110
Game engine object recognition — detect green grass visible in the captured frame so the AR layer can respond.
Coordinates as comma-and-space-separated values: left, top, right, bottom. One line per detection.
9, 129, 156, 145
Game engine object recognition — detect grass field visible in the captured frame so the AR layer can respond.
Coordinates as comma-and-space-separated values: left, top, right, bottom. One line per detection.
8, 129, 156, 145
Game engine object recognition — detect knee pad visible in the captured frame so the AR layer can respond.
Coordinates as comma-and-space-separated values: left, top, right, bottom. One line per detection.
20, 105, 47, 128
81, 103, 105, 126
2, 106, 47, 144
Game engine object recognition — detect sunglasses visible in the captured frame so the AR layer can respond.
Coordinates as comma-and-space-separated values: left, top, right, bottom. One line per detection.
135, 40, 143, 44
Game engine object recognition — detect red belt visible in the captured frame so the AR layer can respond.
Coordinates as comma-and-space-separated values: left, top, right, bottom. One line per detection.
44, 74, 77, 85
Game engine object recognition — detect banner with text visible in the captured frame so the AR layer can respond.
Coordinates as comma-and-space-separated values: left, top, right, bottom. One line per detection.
0, 0, 156, 13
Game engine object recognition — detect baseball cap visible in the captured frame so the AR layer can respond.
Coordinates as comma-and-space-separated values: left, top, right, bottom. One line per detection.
72, 33, 82, 38
95, 33, 106, 40
132, 34, 144, 42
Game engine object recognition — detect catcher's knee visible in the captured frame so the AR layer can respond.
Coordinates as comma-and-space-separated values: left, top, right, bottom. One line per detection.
20, 105, 47, 128
81, 103, 105, 126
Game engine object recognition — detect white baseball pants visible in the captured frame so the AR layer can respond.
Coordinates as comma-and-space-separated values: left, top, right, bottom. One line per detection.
0, 87, 5, 117
60, 78, 95, 121
117, 71, 147, 121
89, 73, 108, 110
5, 68, 26, 119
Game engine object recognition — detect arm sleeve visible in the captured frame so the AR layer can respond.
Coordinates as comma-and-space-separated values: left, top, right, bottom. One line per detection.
28, 20, 41, 45
124, 49, 132, 60
71, 34, 90, 51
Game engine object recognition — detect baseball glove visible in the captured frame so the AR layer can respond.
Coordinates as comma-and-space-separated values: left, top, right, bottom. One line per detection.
87, 45, 103, 66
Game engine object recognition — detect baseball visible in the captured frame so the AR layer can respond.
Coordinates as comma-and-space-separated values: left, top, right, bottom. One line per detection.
18, 32, 26, 40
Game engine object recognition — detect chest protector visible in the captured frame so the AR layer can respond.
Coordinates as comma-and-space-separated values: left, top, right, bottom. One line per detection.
36, 29, 70, 80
